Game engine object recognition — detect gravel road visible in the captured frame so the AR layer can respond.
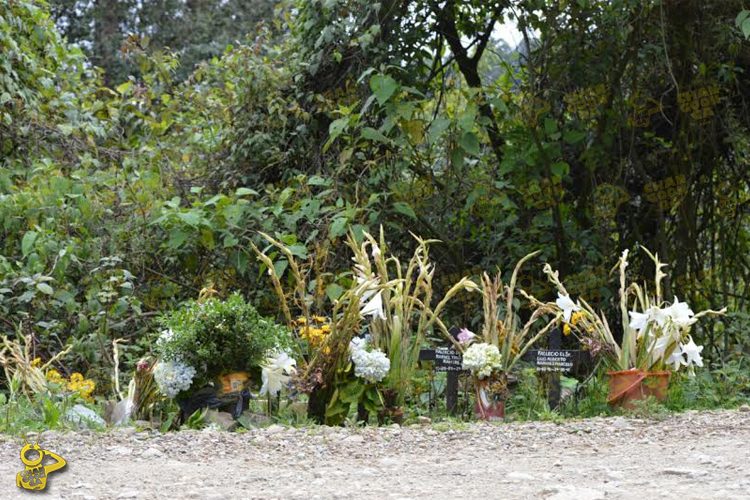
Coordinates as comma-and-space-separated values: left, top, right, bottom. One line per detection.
1, 408, 748, 499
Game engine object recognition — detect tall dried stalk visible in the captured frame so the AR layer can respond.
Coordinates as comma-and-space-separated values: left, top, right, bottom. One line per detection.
471, 251, 559, 373
0, 326, 71, 396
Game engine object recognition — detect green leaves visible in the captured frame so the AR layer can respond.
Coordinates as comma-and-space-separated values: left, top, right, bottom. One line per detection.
392, 202, 417, 220
459, 132, 481, 156
737, 11, 750, 39
369, 74, 399, 105
21, 231, 38, 257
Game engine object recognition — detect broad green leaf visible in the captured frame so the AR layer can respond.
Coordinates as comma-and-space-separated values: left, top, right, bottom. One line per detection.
235, 187, 258, 197
459, 132, 481, 156
325, 118, 350, 151
563, 129, 587, 145
223, 234, 239, 248
329, 217, 349, 239
167, 229, 189, 249
21, 231, 38, 257
361, 127, 390, 144
736, 10, 750, 29
115, 81, 133, 95
370, 74, 398, 105
177, 211, 202, 226
326, 283, 344, 302
273, 259, 289, 279
308, 175, 332, 186
36, 283, 54, 295
551, 161, 570, 178
393, 202, 417, 219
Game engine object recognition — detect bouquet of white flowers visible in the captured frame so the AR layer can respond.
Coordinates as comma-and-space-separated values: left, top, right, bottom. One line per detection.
153, 359, 196, 398
461, 343, 503, 379
349, 338, 390, 383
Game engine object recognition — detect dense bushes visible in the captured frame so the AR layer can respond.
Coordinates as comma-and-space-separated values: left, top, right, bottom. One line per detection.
0, 0, 748, 404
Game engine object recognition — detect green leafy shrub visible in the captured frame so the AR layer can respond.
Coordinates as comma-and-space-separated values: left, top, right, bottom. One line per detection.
156, 293, 291, 386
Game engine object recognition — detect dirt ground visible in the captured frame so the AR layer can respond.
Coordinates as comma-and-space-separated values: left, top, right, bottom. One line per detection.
0, 408, 748, 499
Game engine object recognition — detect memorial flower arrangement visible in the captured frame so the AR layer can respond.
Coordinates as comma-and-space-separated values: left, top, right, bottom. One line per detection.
349, 337, 390, 383
154, 292, 290, 398
347, 228, 477, 412
252, 231, 383, 423
543, 247, 725, 406
260, 351, 297, 397
295, 315, 332, 356
254, 229, 474, 424
461, 343, 503, 379
453, 252, 560, 419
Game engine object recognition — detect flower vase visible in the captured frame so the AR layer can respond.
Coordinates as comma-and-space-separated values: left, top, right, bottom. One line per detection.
474, 377, 506, 421
377, 389, 404, 425
607, 369, 670, 409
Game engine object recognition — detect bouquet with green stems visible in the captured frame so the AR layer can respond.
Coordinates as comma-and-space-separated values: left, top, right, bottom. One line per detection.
541, 247, 726, 373
454, 252, 560, 397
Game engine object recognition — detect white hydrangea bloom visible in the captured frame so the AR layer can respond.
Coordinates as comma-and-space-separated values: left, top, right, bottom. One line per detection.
461, 342, 503, 379
154, 359, 196, 398
349, 338, 390, 383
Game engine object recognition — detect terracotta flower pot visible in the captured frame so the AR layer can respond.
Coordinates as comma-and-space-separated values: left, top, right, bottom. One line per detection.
607, 369, 670, 409
474, 378, 506, 421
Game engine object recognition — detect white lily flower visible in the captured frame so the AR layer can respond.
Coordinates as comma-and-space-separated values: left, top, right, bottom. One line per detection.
260, 351, 297, 396
650, 306, 670, 327
556, 293, 580, 322
664, 297, 695, 327
666, 344, 686, 371
628, 310, 650, 334
360, 291, 386, 320
681, 336, 703, 367
650, 333, 672, 362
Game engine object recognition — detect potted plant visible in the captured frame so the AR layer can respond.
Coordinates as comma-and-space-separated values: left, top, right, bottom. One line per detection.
543, 247, 725, 408
448, 252, 560, 420
154, 292, 291, 403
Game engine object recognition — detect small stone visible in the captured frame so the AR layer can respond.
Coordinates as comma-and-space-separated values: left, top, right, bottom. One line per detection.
142, 447, 163, 458
739, 404, 750, 413
116, 490, 139, 499
662, 468, 706, 478
506, 471, 535, 481
108, 445, 132, 456
115, 427, 138, 436
548, 488, 605, 500
205, 410, 237, 431
417, 416, 431, 425
265, 424, 285, 435
343, 435, 364, 444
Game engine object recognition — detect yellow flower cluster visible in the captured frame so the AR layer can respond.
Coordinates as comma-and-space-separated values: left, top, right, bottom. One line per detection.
45, 369, 96, 401
68, 373, 96, 401
46, 369, 65, 384
294, 315, 332, 353
563, 311, 590, 336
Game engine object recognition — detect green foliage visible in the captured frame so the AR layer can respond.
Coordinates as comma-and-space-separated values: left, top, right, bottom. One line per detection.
1, 0, 748, 418
325, 361, 383, 426
181, 407, 208, 430
667, 360, 750, 410
157, 293, 291, 384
